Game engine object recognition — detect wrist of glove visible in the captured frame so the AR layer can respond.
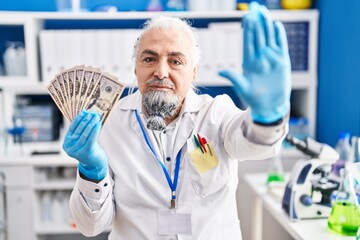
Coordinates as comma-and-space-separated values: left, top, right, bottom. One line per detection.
63, 110, 108, 181
251, 100, 290, 124
78, 161, 108, 182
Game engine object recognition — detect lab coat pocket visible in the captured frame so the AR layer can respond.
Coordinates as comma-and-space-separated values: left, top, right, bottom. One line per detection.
188, 139, 229, 198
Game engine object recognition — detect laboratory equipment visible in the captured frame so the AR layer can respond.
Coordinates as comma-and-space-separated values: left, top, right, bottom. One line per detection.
14, 94, 62, 143
282, 0, 312, 9
328, 168, 360, 236
351, 136, 360, 163
282, 134, 340, 221
332, 132, 352, 177
56, 0, 88, 11
267, 153, 285, 184
187, 0, 208, 11
147, 0, 163, 11
166, 0, 185, 11
3, 41, 27, 76
283, 22, 309, 71
265, 0, 281, 9
6, 117, 26, 155
347, 162, 360, 238
0, 172, 7, 240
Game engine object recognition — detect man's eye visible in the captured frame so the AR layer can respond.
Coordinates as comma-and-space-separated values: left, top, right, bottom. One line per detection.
143, 57, 155, 63
171, 59, 182, 65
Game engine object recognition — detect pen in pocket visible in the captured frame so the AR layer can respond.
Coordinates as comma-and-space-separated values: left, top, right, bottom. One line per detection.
193, 134, 204, 153
202, 138, 213, 156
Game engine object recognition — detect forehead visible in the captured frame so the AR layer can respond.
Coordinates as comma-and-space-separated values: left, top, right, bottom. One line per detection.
138, 28, 193, 54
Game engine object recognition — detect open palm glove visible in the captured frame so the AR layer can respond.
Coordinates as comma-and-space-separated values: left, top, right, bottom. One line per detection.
219, 2, 291, 124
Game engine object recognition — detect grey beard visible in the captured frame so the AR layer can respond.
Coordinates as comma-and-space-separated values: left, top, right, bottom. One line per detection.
142, 90, 181, 131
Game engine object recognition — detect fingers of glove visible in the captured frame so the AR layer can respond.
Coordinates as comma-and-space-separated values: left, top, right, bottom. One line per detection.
243, 2, 264, 57
75, 113, 101, 148
243, 18, 256, 67
274, 21, 289, 55
259, 5, 276, 49
63, 111, 87, 153
218, 70, 249, 97
86, 121, 102, 148
262, 48, 281, 68
67, 110, 87, 136
249, 4, 266, 55
63, 113, 99, 156
72, 111, 97, 139
249, 1, 261, 13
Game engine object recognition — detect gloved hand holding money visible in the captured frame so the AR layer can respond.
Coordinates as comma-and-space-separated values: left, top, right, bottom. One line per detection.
47, 65, 126, 124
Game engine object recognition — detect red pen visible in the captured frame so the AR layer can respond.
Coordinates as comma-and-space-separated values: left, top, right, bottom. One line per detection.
197, 133, 207, 153
202, 137, 213, 156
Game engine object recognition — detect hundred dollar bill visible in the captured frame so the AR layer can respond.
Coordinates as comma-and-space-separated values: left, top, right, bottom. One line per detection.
55, 73, 70, 116
67, 68, 76, 119
78, 67, 99, 111
61, 70, 71, 110
50, 77, 72, 121
47, 83, 70, 122
81, 70, 102, 110
74, 67, 85, 117
84, 73, 125, 123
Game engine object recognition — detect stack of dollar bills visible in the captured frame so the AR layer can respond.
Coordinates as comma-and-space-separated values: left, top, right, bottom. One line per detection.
47, 65, 126, 124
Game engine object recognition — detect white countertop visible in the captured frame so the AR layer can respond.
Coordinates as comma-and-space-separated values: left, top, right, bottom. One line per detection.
243, 173, 355, 240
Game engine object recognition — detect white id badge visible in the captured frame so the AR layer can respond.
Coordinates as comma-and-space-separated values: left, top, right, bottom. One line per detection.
158, 211, 192, 235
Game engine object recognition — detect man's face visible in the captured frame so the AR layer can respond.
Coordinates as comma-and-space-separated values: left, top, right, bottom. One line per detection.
135, 28, 197, 102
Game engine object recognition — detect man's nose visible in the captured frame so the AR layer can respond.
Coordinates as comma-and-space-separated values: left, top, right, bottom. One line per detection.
154, 60, 169, 80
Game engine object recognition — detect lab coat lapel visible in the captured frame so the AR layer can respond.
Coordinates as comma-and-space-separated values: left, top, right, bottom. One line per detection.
132, 110, 163, 163
172, 90, 203, 158
123, 91, 163, 163
172, 113, 194, 160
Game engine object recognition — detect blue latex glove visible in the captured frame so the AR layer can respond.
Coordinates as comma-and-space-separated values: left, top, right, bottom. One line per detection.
219, 2, 291, 124
63, 110, 108, 181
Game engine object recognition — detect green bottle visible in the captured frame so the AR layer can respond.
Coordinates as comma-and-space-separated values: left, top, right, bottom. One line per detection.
328, 201, 360, 235
266, 154, 285, 184
267, 172, 285, 183
328, 169, 360, 236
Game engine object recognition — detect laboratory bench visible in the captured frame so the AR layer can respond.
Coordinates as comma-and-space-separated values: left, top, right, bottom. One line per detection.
0, 153, 101, 240
243, 173, 354, 240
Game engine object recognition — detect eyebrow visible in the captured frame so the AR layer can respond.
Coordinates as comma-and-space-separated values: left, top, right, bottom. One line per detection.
140, 49, 186, 58
141, 49, 158, 57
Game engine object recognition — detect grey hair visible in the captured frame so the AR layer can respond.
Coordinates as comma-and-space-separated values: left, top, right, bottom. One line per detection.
133, 16, 201, 68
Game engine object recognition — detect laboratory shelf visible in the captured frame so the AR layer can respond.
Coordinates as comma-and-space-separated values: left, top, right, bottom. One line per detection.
33, 179, 76, 190
0, 76, 32, 88
35, 224, 79, 235
35, 225, 111, 235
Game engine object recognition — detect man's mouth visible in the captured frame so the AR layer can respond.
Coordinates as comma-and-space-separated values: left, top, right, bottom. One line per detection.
149, 84, 173, 91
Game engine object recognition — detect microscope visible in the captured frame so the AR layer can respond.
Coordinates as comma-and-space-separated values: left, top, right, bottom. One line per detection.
282, 134, 340, 221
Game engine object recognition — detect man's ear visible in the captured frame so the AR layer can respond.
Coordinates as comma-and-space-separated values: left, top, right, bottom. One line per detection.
134, 68, 137, 76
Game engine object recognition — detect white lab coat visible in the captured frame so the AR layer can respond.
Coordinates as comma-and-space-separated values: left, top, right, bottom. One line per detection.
70, 89, 288, 240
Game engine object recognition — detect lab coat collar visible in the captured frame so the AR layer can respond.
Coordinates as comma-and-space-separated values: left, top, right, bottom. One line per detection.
121, 89, 202, 164
119, 88, 205, 114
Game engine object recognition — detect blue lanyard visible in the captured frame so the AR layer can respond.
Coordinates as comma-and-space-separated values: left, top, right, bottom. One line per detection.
135, 110, 181, 208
